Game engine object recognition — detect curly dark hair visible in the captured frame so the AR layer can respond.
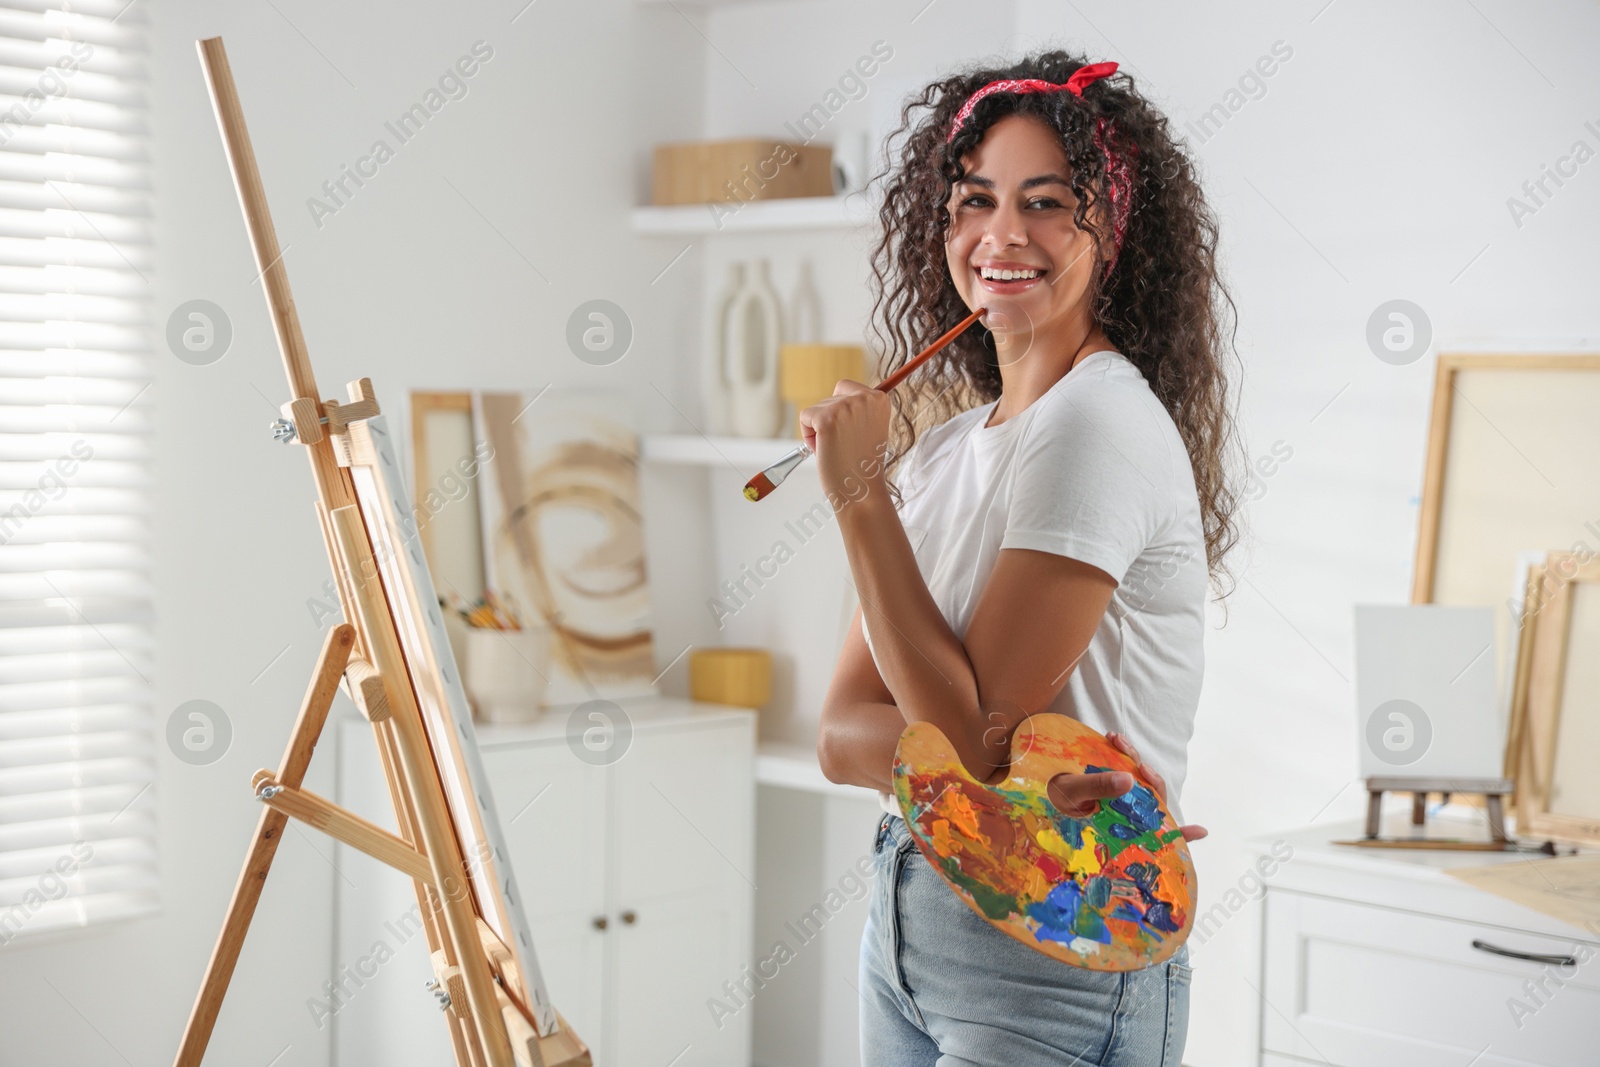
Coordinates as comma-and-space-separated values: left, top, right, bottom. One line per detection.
866, 48, 1243, 593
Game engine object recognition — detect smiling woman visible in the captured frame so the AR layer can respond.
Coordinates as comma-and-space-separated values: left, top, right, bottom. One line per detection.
807, 48, 1244, 1067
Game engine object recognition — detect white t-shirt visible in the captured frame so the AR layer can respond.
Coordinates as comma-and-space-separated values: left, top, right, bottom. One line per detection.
864, 350, 1206, 825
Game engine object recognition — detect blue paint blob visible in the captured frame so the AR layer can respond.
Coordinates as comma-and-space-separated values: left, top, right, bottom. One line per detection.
1110, 902, 1144, 924
1124, 861, 1159, 900
1109, 784, 1163, 834
1026, 879, 1083, 943
1143, 900, 1181, 934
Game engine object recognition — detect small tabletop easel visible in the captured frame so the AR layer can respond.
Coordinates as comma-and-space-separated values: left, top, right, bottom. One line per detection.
1341, 775, 1516, 851
174, 38, 589, 1067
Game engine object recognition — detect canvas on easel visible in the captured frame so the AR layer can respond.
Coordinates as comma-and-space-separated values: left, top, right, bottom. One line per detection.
173, 36, 590, 1067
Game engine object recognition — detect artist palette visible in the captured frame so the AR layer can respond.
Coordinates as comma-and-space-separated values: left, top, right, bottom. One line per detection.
892, 713, 1195, 971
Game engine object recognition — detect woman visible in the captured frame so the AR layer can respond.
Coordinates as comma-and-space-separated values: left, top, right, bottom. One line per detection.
806, 51, 1241, 1066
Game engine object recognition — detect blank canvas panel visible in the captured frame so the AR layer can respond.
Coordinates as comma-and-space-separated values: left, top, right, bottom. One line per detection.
1414, 357, 1600, 695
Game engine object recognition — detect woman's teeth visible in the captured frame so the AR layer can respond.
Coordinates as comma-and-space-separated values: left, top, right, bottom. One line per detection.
979, 267, 1043, 281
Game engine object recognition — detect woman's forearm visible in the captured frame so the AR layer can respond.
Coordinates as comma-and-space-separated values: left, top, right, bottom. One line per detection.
816, 698, 905, 791
834, 492, 998, 776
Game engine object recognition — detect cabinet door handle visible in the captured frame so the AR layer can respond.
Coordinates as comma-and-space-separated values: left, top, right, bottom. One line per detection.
1470, 938, 1576, 967
621, 910, 637, 925
592, 916, 608, 931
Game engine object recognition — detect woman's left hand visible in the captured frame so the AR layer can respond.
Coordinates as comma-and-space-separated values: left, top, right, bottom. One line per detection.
797, 379, 892, 511
1048, 732, 1207, 844
1109, 731, 1208, 843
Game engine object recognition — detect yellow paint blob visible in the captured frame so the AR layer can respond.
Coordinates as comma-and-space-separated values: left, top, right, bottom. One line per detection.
1036, 823, 1102, 876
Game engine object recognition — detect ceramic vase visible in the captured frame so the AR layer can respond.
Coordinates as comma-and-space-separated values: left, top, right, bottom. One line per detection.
724, 258, 784, 438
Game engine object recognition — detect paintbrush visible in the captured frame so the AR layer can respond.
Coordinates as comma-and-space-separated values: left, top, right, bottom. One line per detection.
743, 305, 988, 502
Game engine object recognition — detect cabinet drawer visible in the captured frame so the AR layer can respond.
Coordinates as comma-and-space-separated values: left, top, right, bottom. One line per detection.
1262, 890, 1599, 1067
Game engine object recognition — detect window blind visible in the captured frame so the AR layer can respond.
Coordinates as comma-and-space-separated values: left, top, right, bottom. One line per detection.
0, 0, 155, 944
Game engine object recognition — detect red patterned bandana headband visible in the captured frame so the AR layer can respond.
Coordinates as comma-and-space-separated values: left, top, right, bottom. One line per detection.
946, 61, 1136, 278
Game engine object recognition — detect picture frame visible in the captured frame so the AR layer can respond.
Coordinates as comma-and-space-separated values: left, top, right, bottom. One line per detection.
1510, 551, 1600, 848
408, 390, 488, 607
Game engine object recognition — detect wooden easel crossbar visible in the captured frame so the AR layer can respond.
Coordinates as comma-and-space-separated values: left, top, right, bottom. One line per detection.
172, 37, 590, 1067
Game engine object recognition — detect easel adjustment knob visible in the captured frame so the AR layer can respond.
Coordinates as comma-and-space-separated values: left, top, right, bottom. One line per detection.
275, 396, 328, 445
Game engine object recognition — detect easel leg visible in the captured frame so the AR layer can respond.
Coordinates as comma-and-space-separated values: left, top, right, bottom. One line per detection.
174, 624, 356, 1067
1486, 794, 1508, 844
372, 718, 483, 1067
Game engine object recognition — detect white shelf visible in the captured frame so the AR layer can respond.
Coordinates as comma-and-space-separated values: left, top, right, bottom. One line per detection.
756, 740, 879, 799
631, 193, 874, 235
471, 695, 752, 746
641, 432, 808, 469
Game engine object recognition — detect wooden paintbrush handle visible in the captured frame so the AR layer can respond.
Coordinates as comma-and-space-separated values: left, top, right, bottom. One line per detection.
876, 305, 987, 393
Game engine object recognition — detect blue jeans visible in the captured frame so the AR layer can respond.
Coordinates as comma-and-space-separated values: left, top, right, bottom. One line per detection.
860, 812, 1191, 1067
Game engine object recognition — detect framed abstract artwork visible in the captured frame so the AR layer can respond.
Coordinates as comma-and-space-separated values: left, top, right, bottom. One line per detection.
474, 389, 658, 707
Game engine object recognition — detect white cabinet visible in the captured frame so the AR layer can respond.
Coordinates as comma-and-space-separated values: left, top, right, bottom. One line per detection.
330, 697, 755, 1067
1252, 815, 1600, 1067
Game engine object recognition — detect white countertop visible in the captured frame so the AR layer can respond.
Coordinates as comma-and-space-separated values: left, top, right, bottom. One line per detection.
1246, 804, 1600, 941
470, 694, 753, 747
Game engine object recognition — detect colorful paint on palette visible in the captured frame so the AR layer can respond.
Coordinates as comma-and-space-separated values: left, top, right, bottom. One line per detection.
892, 713, 1195, 971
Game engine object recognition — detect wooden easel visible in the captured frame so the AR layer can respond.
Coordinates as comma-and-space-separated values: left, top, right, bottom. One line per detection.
174, 38, 589, 1067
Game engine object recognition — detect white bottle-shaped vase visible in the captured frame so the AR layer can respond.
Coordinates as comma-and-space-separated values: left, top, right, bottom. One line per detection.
790, 259, 823, 344
725, 258, 784, 438
704, 261, 745, 435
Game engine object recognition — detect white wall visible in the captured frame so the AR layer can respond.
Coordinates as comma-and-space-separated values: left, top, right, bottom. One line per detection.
1006, 2, 1600, 1063
3, 1, 1597, 1065
1, 0, 706, 1064
707, 1, 1600, 1063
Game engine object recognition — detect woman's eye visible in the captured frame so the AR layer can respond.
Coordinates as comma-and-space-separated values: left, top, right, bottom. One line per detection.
959, 194, 991, 208
1028, 198, 1063, 209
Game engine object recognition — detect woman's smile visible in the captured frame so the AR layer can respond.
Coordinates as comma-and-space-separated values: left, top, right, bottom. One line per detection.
975, 259, 1049, 294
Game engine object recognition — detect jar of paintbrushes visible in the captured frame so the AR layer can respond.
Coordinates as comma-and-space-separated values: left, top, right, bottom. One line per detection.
444, 590, 551, 724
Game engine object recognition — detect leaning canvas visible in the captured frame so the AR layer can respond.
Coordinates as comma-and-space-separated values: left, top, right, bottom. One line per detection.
475, 389, 658, 706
